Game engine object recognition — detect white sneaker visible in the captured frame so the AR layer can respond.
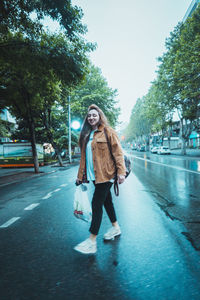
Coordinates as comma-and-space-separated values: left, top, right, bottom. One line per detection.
104, 226, 121, 240
74, 238, 97, 254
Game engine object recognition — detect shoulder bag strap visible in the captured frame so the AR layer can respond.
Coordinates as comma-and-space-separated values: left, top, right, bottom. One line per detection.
104, 128, 119, 196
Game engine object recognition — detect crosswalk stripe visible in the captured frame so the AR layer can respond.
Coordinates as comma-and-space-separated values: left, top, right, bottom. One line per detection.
42, 192, 52, 199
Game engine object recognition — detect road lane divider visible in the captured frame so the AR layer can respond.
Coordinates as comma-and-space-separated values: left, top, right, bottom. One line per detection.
42, 192, 53, 199
0, 183, 70, 229
0, 217, 21, 228
42, 187, 63, 200
24, 203, 40, 210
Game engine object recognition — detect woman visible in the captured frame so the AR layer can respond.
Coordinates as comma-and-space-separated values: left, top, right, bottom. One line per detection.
74, 104, 126, 254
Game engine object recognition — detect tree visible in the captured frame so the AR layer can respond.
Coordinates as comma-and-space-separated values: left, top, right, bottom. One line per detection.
0, 31, 93, 172
145, 81, 175, 147
157, 7, 200, 154
124, 97, 152, 150
125, 5, 200, 154
0, 0, 86, 39
69, 65, 120, 128
0, 0, 95, 172
173, 7, 200, 152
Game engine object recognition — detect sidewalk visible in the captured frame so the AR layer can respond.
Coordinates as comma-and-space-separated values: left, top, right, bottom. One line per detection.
0, 160, 79, 188
170, 148, 200, 158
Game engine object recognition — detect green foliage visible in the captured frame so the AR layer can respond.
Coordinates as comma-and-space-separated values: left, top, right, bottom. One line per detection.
0, 119, 11, 138
124, 98, 148, 142
57, 131, 79, 149
69, 65, 120, 128
0, 0, 95, 169
1, 0, 121, 166
0, 0, 86, 39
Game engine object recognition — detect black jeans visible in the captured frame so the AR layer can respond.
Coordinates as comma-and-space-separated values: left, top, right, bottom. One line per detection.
89, 181, 117, 235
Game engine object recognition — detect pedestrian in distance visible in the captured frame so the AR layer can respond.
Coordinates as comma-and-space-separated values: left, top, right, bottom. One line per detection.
74, 104, 126, 254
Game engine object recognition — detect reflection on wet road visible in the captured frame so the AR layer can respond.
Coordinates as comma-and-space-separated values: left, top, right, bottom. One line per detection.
128, 151, 200, 250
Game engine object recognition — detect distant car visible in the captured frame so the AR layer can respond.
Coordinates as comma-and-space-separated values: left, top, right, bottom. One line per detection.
151, 146, 159, 154
157, 146, 171, 155
131, 146, 137, 150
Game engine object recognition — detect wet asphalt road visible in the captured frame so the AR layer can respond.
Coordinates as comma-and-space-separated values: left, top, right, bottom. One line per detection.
128, 151, 200, 250
0, 154, 200, 300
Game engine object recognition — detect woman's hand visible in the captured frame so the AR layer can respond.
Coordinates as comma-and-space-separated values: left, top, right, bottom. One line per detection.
75, 178, 82, 186
117, 175, 125, 184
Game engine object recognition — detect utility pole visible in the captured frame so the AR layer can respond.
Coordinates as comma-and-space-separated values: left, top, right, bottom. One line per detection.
68, 96, 72, 163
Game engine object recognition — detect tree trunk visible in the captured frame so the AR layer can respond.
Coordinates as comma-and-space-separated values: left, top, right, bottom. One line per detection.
51, 141, 64, 167
23, 88, 40, 173
179, 118, 187, 156
181, 138, 186, 155
168, 137, 171, 149
57, 153, 64, 166
29, 120, 40, 173
43, 112, 64, 167
145, 135, 150, 151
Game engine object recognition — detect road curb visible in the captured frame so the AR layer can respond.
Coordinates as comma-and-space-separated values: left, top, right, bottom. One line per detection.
0, 170, 57, 188
0, 161, 79, 188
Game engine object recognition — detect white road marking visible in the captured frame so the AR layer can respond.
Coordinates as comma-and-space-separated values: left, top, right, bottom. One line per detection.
130, 154, 200, 175
42, 187, 62, 200
60, 184, 68, 187
0, 217, 21, 228
24, 203, 40, 210
42, 192, 52, 199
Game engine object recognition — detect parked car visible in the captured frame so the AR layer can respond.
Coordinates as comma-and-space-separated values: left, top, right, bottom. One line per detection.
131, 145, 137, 150
157, 146, 171, 155
151, 146, 159, 154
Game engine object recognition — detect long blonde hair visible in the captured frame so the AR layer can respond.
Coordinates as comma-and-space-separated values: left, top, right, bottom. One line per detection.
79, 104, 109, 149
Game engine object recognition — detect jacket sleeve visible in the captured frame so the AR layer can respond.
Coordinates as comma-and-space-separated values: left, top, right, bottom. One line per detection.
77, 164, 83, 181
109, 129, 126, 176
77, 149, 85, 181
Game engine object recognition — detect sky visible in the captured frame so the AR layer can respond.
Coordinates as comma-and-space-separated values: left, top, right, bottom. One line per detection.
69, 0, 192, 127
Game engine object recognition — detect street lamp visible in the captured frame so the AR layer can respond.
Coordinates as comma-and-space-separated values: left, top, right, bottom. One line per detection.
71, 121, 81, 130
68, 96, 71, 163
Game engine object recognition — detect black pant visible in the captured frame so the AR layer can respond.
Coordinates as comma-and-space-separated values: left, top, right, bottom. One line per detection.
89, 181, 117, 235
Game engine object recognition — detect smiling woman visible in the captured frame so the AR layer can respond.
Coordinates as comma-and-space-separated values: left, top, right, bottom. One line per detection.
74, 104, 126, 254
87, 109, 100, 130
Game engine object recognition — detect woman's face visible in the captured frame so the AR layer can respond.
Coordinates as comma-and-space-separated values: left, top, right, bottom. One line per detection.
87, 109, 100, 128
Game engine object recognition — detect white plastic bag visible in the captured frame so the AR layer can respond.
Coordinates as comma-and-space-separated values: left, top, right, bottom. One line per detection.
73, 184, 92, 222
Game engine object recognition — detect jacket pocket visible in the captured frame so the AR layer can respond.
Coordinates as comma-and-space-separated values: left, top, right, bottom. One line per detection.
96, 138, 108, 150
104, 160, 115, 177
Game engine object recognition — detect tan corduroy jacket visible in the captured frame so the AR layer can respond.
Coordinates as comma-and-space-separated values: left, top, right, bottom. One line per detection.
77, 124, 126, 184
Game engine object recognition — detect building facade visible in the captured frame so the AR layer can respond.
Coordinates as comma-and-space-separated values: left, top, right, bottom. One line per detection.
183, 0, 200, 22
